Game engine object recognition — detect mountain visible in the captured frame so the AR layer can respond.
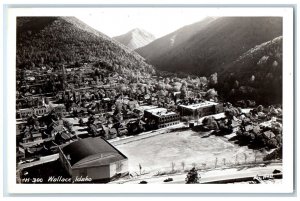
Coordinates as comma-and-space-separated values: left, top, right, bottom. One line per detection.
223, 36, 282, 77
113, 28, 156, 50
16, 17, 155, 75
136, 17, 216, 66
137, 17, 282, 76
218, 36, 282, 105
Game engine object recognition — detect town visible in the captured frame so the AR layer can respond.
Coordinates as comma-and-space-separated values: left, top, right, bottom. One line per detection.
16, 61, 283, 184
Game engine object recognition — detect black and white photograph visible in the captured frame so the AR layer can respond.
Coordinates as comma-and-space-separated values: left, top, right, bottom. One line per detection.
2, 2, 296, 196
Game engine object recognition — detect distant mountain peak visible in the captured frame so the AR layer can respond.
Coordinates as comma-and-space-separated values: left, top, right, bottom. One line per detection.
113, 28, 156, 50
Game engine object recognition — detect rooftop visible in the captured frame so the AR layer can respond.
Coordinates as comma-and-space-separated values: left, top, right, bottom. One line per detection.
179, 101, 218, 110
145, 107, 177, 117
61, 137, 127, 169
138, 105, 158, 111
145, 107, 167, 114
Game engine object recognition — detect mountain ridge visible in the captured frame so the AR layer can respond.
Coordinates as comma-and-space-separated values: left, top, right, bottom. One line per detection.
136, 17, 217, 64
16, 17, 155, 75
218, 36, 282, 105
137, 17, 282, 76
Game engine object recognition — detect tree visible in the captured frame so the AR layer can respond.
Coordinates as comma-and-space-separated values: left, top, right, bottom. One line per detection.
63, 120, 73, 132
243, 153, 248, 163
139, 163, 142, 176
181, 80, 188, 88
257, 105, 264, 112
209, 72, 218, 86
78, 118, 84, 126
222, 158, 226, 166
181, 161, 185, 171
215, 157, 218, 168
199, 76, 208, 89
180, 85, 188, 100
234, 80, 239, 88
171, 162, 176, 172
87, 115, 95, 125
235, 154, 239, 165
165, 77, 170, 84
254, 150, 259, 163
89, 124, 98, 137
205, 88, 218, 100
185, 168, 200, 184
202, 116, 219, 130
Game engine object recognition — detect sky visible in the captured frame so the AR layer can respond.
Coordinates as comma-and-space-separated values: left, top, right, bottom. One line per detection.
76, 8, 207, 38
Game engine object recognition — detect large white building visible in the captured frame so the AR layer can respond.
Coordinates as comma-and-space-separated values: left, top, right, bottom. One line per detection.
59, 137, 128, 182
178, 101, 224, 117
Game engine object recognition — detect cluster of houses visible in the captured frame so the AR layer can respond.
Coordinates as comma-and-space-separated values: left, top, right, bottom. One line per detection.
16, 63, 231, 182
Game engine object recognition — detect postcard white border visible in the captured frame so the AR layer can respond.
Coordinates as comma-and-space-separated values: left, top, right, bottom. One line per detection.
4, 6, 294, 194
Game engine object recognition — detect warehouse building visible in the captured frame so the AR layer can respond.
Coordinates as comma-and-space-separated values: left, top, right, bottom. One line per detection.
59, 137, 128, 182
178, 101, 224, 117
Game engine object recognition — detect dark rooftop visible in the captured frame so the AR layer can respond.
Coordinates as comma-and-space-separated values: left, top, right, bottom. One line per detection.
61, 137, 127, 169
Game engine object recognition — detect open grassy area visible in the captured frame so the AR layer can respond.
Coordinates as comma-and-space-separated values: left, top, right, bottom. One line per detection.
115, 130, 268, 175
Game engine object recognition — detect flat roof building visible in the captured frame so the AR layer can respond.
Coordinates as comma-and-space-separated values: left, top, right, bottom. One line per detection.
59, 137, 128, 182
179, 101, 224, 117
144, 108, 180, 129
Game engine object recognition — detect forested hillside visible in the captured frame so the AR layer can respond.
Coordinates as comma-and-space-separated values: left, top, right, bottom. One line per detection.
16, 17, 155, 75
217, 36, 282, 105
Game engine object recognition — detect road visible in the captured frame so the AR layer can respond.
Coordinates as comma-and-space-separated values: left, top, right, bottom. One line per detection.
17, 154, 59, 170
111, 163, 282, 184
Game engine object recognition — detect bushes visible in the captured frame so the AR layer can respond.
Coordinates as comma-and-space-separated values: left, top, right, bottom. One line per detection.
236, 123, 282, 150
202, 117, 219, 130
263, 146, 282, 161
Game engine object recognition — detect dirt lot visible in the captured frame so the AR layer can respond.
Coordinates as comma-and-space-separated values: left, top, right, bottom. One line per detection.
115, 130, 267, 175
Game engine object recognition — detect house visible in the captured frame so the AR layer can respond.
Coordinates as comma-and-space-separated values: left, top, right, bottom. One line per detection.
33, 106, 48, 116
19, 108, 34, 119
18, 106, 49, 119
55, 131, 76, 144
245, 125, 254, 132
22, 127, 43, 143
50, 119, 65, 136
59, 137, 128, 182
263, 130, 276, 139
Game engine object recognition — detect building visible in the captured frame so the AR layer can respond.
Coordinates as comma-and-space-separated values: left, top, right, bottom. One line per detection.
18, 108, 34, 119
178, 101, 224, 117
18, 106, 49, 119
22, 127, 43, 143
59, 137, 128, 182
33, 106, 48, 116
144, 107, 180, 129
134, 105, 158, 117
263, 130, 276, 139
